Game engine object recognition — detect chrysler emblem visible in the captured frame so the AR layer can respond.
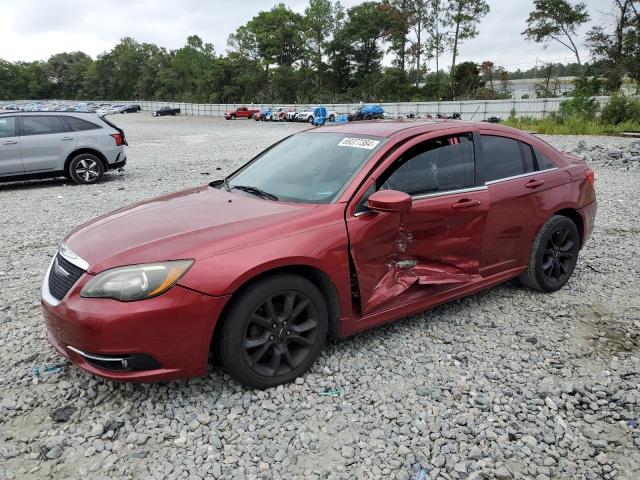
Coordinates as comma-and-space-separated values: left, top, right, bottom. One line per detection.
53, 258, 70, 277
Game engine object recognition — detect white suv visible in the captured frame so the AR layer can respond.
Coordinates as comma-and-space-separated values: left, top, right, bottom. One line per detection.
0, 112, 127, 184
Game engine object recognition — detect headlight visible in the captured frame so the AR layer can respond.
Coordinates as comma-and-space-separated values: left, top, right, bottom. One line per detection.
80, 260, 193, 301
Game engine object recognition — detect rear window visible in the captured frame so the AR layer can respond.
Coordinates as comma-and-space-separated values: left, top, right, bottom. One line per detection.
21, 116, 68, 136
534, 149, 557, 169
65, 116, 100, 131
481, 135, 524, 182
0, 117, 16, 138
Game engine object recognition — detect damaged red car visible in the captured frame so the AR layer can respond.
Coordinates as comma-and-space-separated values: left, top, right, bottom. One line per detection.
42, 120, 597, 388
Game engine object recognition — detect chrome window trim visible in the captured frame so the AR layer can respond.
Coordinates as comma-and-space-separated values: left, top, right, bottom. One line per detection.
485, 167, 558, 185
412, 185, 487, 201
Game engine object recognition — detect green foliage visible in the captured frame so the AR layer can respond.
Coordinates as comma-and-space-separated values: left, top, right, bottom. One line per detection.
503, 115, 640, 135
451, 61, 483, 98
557, 94, 599, 120
600, 93, 640, 125
523, 0, 589, 65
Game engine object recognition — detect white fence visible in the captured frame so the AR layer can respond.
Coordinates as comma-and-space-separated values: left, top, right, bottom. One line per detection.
14, 96, 612, 120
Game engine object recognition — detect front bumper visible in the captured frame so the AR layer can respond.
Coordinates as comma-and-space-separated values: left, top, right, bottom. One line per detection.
42, 270, 230, 382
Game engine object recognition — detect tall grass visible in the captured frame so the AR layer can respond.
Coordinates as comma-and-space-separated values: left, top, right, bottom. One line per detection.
503, 116, 640, 135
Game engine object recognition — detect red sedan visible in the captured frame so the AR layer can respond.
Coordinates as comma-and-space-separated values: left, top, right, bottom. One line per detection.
42, 120, 597, 388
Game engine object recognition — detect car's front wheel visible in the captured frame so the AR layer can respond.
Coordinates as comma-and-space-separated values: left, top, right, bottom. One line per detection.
519, 215, 580, 292
218, 274, 327, 389
68, 153, 104, 185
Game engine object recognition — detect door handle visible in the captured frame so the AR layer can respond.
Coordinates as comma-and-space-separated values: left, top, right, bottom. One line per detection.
61, 136, 74, 141
525, 179, 545, 188
451, 199, 482, 209
2, 140, 18, 145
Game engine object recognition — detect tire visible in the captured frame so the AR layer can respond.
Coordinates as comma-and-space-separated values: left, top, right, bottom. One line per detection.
218, 273, 328, 389
308, 116, 314, 124
68, 153, 104, 185
328, 114, 335, 122
519, 215, 580, 292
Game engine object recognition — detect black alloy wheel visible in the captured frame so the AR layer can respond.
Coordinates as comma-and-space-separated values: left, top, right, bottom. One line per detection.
541, 226, 577, 285
519, 215, 580, 292
242, 291, 319, 377
217, 274, 327, 388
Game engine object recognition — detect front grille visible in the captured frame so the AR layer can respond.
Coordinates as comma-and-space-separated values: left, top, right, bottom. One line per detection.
48, 253, 86, 300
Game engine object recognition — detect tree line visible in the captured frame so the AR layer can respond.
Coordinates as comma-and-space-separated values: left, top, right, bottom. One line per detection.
0, 0, 638, 103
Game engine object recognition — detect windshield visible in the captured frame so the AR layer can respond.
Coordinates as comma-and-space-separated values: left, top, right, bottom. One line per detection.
227, 132, 385, 203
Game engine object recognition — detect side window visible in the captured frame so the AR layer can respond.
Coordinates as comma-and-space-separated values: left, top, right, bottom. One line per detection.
0, 117, 16, 138
379, 133, 475, 196
64, 116, 100, 131
21, 116, 68, 136
534, 149, 557, 169
521, 142, 536, 172
481, 135, 524, 182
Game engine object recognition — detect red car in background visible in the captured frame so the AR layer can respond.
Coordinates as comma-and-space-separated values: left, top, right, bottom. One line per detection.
224, 107, 260, 120
42, 120, 596, 388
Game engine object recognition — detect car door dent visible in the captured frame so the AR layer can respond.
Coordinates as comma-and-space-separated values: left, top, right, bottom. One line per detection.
358, 215, 484, 314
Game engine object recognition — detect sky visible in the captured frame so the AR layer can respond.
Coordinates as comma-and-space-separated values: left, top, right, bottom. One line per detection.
0, 0, 619, 71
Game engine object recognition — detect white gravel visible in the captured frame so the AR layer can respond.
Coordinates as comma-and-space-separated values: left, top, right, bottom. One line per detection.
0, 114, 639, 480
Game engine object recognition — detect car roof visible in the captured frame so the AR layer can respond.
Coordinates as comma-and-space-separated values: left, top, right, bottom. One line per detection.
0, 111, 99, 116
313, 119, 525, 138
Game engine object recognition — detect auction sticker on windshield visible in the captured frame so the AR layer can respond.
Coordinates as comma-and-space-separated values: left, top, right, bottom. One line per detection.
338, 137, 380, 149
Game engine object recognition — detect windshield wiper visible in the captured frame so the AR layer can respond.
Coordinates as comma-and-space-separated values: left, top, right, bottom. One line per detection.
232, 185, 278, 201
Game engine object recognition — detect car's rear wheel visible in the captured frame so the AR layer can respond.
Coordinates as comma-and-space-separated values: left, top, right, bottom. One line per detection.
218, 274, 327, 389
68, 153, 104, 185
308, 116, 314, 124
519, 215, 580, 292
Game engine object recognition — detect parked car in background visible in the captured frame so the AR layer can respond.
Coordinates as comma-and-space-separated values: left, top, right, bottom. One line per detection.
40, 120, 596, 388
122, 104, 142, 113
254, 108, 272, 121
152, 107, 180, 117
271, 107, 297, 122
0, 111, 127, 184
349, 105, 385, 121
296, 107, 336, 124
225, 107, 260, 120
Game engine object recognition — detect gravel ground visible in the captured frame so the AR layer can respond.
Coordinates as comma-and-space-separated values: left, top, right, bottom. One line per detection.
0, 114, 639, 480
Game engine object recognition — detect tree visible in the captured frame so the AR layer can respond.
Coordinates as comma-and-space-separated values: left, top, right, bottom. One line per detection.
480, 60, 495, 90
445, 0, 489, 94
425, 0, 450, 76
523, 0, 590, 66
303, 0, 344, 75
47, 52, 93, 99
238, 4, 305, 68
452, 61, 483, 98
586, 0, 639, 91
327, 1, 390, 98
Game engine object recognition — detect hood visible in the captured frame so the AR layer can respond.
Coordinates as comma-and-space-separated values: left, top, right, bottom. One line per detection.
65, 186, 316, 273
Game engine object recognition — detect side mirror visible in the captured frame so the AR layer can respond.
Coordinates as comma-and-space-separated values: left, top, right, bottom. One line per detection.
367, 190, 412, 214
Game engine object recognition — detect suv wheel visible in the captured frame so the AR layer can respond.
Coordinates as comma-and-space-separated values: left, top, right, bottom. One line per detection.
308, 116, 314, 124
218, 274, 328, 389
519, 215, 580, 292
68, 153, 104, 185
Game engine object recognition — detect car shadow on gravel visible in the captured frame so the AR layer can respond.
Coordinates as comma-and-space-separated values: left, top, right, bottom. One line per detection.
0, 173, 125, 192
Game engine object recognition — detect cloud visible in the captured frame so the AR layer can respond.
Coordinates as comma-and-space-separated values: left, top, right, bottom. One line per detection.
0, 0, 614, 70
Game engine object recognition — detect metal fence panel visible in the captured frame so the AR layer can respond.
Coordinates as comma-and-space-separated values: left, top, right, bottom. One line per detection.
11, 96, 613, 121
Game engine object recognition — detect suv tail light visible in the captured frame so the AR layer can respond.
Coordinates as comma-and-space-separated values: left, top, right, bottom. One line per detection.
110, 133, 124, 146
585, 168, 595, 188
